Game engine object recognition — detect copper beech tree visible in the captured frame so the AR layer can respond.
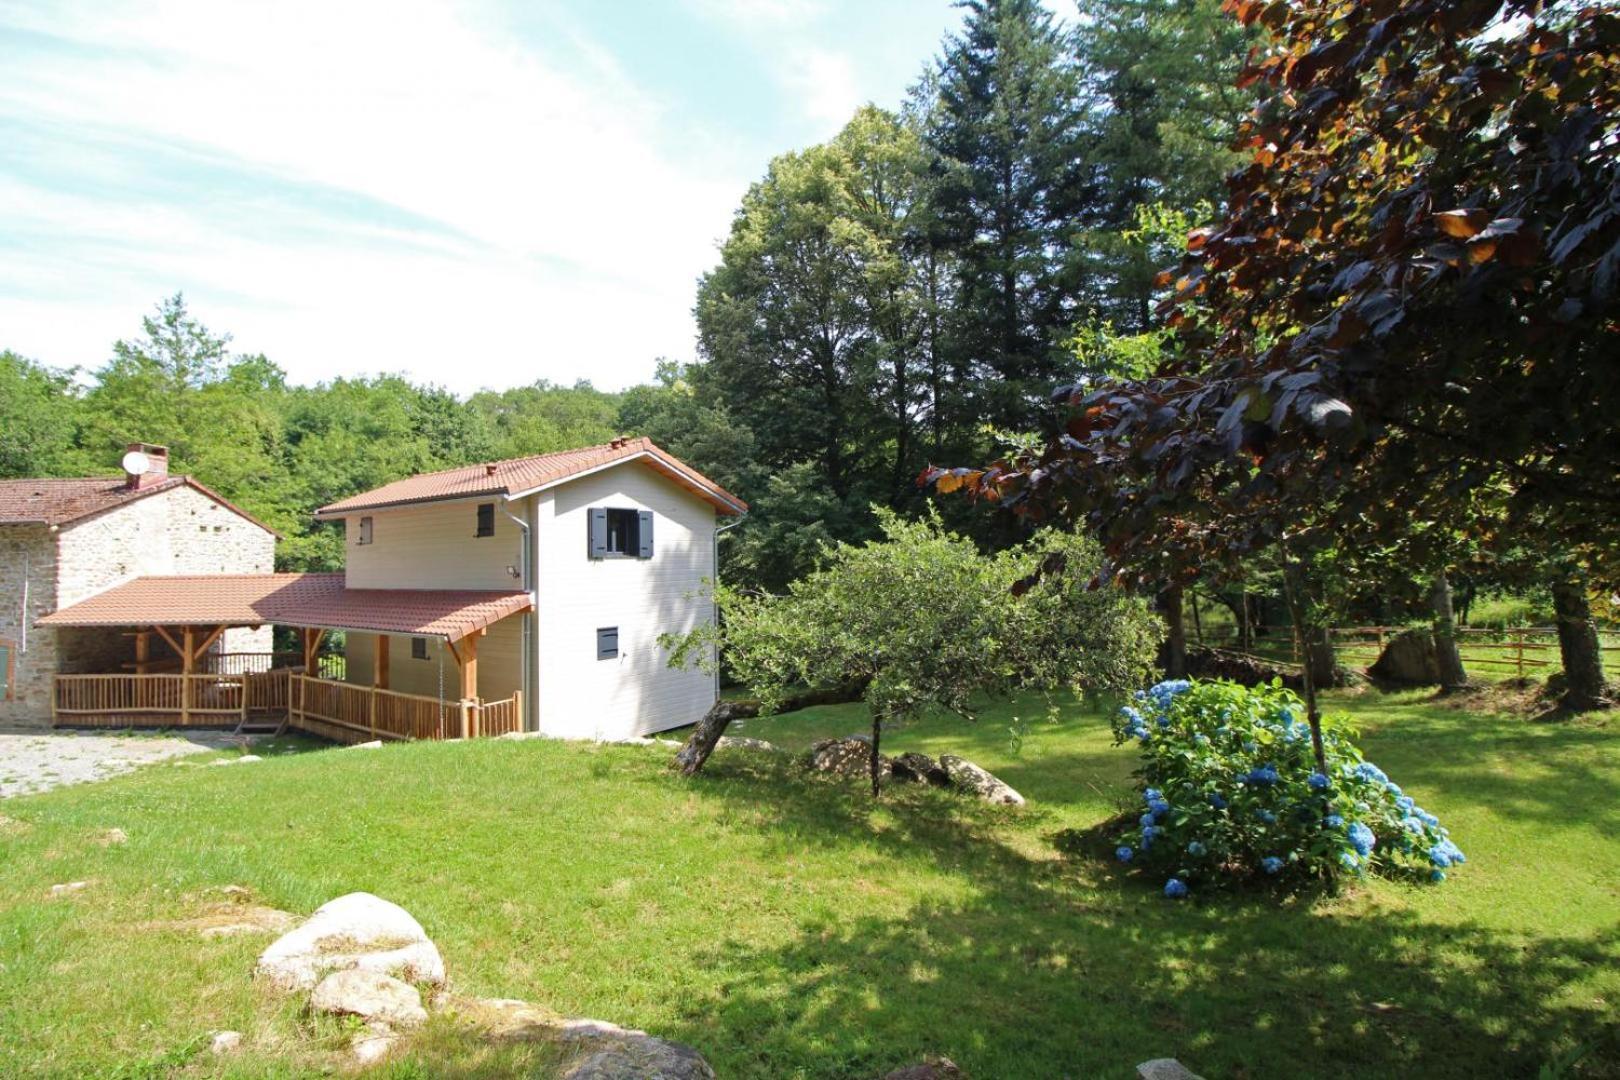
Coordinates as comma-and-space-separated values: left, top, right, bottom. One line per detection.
928, 0, 1619, 718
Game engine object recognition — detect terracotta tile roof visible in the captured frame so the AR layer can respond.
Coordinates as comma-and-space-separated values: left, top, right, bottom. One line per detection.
314, 436, 747, 517
37, 573, 531, 643
0, 475, 279, 535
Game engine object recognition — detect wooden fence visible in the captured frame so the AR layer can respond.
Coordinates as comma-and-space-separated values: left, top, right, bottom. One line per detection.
288, 675, 523, 745
54, 673, 245, 727
477, 694, 523, 737
54, 669, 525, 743
1192, 623, 1619, 681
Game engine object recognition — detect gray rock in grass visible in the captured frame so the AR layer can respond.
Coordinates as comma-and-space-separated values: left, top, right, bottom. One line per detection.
939, 755, 1024, 805
310, 968, 428, 1029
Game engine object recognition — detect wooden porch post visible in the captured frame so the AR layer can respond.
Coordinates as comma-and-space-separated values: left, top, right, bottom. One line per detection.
460, 633, 478, 737
368, 634, 388, 740
375, 635, 390, 690
181, 626, 194, 726
135, 631, 150, 676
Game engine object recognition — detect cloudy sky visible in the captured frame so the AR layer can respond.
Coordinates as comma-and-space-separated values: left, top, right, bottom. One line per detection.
0, 0, 969, 393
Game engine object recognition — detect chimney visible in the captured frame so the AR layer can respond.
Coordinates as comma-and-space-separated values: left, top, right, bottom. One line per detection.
123, 443, 170, 490
485, 463, 499, 477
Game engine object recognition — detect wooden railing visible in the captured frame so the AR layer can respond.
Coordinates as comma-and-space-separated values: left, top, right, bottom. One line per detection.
244, 667, 293, 714
54, 670, 526, 743
56, 673, 185, 715
372, 686, 450, 740
54, 673, 244, 726
477, 693, 523, 737
289, 674, 495, 743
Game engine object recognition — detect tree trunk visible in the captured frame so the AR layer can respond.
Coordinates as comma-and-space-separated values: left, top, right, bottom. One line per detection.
1301, 623, 1341, 690
869, 709, 884, 798
674, 683, 869, 775
1550, 572, 1609, 712
1189, 588, 1203, 649
1282, 560, 1329, 774
1430, 571, 1470, 692
1163, 586, 1187, 678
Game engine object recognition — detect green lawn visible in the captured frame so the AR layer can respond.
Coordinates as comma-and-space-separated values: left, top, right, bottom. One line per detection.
0, 690, 1616, 1078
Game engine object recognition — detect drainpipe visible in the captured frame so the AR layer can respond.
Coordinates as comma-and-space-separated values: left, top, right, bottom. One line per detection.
711, 512, 747, 701
500, 501, 538, 731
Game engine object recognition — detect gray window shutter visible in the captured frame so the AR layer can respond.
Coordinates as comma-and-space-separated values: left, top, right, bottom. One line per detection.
588, 507, 607, 558
638, 510, 653, 558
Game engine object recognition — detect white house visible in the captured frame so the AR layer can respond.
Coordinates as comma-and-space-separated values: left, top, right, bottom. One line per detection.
313, 436, 746, 739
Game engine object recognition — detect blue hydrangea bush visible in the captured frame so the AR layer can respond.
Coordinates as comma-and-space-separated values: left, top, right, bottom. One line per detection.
1111, 679, 1465, 898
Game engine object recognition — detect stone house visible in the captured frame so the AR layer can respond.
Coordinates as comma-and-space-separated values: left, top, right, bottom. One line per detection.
0, 444, 276, 728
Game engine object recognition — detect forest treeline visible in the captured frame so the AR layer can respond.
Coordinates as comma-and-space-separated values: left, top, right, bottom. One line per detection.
2, 0, 1253, 585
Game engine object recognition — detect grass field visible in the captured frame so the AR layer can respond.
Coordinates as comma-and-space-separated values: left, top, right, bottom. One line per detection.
0, 689, 1616, 1078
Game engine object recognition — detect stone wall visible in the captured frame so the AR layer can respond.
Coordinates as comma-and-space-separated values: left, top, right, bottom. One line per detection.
0, 484, 277, 729
163, 486, 275, 655
56, 485, 276, 658
0, 525, 58, 728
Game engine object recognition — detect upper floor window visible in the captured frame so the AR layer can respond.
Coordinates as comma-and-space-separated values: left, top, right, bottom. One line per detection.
411, 637, 428, 660
588, 507, 653, 559
476, 503, 495, 538
357, 516, 374, 545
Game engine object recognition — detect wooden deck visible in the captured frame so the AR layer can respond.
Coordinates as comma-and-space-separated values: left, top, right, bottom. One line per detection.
52, 670, 523, 744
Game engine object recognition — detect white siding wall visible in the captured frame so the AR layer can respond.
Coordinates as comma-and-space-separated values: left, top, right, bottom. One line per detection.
533, 462, 717, 739
341, 500, 526, 592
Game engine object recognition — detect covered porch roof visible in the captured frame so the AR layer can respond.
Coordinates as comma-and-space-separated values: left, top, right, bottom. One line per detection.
37, 572, 531, 643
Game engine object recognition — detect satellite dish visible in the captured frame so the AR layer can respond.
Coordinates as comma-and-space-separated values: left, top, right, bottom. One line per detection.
121, 450, 150, 475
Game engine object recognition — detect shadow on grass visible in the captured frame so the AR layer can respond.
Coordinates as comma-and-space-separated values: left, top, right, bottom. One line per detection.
1338, 703, 1620, 832
663, 752, 1620, 1079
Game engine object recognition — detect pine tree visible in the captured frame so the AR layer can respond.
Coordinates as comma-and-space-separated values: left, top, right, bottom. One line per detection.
924, 0, 1090, 429
1071, 0, 1257, 332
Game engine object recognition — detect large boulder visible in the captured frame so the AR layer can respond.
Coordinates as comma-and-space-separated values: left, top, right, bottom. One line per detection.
562, 1033, 716, 1080
1368, 629, 1441, 686
890, 752, 950, 787
1185, 647, 1304, 690
256, 892, 445, 991
939, 755, 1024, 806
310, 968, 428, 1028
808, 737, 889, 779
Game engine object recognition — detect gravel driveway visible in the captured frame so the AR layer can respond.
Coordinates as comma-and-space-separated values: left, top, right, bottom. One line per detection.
0, 728, 254, 798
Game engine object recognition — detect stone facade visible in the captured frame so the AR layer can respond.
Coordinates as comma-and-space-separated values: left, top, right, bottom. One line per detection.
0, 524, 59, 727
0, 484, 276, 729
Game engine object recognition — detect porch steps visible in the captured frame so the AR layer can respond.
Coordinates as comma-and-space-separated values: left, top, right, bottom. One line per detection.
233, 713, 289, 738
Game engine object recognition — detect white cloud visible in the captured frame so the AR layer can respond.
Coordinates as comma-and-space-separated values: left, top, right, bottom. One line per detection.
779, 47, 865, 134
0, 0, 749, 391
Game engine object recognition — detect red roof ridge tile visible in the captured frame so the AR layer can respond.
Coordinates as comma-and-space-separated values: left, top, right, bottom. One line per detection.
0, 474, 279, 535
314, 436, 744, 518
